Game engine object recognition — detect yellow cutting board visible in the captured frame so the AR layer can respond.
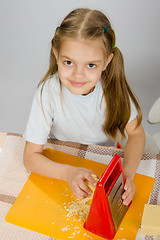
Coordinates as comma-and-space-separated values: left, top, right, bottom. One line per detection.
5, 148, 155, 240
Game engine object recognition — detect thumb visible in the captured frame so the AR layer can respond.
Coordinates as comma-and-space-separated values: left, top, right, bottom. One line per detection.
87, 173, 99, 187
124, 177, 130, 191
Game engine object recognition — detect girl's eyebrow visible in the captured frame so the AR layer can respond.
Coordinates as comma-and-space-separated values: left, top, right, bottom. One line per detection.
61, 55, 102, 63
61, 55, 71, 59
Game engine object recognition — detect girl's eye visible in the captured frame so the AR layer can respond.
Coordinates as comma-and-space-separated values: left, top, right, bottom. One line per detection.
87, 63, 96, 69
64, 60, 73, 66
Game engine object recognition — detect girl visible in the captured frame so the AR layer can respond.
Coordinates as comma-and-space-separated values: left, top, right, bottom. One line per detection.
23, 8, 145, 206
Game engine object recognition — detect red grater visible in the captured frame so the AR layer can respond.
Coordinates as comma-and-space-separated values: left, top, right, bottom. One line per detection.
84, 154, 132, 239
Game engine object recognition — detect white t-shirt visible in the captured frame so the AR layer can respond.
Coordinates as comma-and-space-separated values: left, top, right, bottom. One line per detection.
24, 74, 137, 146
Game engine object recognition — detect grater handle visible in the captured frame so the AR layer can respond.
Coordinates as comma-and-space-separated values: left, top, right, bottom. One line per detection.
97, 154, 125, 190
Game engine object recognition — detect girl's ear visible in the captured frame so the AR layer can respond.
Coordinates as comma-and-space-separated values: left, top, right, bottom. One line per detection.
53, 48, 58, 60
103, 53, 114, 70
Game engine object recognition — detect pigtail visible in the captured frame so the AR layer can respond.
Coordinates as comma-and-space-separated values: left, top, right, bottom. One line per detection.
102, 46, 142, 140
37, 39, 58, 119
38, 42, 58, 89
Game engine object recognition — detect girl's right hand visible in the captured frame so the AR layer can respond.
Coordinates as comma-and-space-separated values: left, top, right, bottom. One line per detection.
66, 166, 97, 199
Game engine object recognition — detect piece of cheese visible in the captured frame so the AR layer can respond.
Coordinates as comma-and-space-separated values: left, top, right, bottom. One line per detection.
84, 174, 99, 205
141, 204, 160, 237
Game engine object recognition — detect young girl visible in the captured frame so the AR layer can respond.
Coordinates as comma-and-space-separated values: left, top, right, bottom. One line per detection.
23, 8, 145, 206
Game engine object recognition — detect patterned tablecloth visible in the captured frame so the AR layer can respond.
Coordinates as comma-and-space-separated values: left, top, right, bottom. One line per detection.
0, 132, 160, 240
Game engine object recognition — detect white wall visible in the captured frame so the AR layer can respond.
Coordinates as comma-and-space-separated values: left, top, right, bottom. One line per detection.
0, 0, 159, 135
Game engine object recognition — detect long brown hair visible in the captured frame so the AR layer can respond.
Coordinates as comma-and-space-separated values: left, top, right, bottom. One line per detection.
39, 8, 142, 140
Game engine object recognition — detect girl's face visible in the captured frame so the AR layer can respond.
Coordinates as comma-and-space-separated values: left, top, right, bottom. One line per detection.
53, 38, 113, 95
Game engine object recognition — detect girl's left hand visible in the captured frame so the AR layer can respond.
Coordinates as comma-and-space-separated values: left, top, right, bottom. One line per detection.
122, 175, 135, 205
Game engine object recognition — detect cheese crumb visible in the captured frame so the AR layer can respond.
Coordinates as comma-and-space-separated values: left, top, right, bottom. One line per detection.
61, 225, 70, 231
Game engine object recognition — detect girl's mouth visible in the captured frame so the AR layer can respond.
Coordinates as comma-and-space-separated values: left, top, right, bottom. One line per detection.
70, 81, 87, 87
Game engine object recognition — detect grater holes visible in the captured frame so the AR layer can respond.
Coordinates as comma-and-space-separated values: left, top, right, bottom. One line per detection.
113, 195, 129, 231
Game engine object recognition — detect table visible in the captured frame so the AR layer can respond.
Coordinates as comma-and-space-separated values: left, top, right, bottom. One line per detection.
0, 132, 160, 240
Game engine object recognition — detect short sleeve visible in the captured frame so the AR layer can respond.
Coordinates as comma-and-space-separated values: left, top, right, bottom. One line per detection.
128, 99, 138, 123
23, 80, 54, 145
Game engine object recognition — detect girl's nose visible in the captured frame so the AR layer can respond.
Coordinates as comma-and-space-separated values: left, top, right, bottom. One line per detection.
73, 65, 84, 78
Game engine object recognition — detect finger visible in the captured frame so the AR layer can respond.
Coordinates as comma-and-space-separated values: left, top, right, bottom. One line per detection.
78, 179, 92, 196
85, 173, 98, 186
68, 181, 86, 199
123, 194, 133, 206
124, 178, 130, 191
73, 185, 89, 199
122, 187, 135, 205
122, 187, 131, 200
122, 183, 135, 199
122, 188, 131, 203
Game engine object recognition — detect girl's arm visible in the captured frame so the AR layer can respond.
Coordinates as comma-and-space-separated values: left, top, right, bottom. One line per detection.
121, 117, 145, 205
23, 141, 69, 180
23, 141, 97, 199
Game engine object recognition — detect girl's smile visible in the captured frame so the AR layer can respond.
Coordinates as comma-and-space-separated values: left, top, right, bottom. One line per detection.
53, 38, 113, 95
70, 81, 87, 87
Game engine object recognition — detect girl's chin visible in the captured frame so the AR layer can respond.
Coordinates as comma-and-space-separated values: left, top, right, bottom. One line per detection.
67, 87, 88, 95
70, 88, 93, 96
